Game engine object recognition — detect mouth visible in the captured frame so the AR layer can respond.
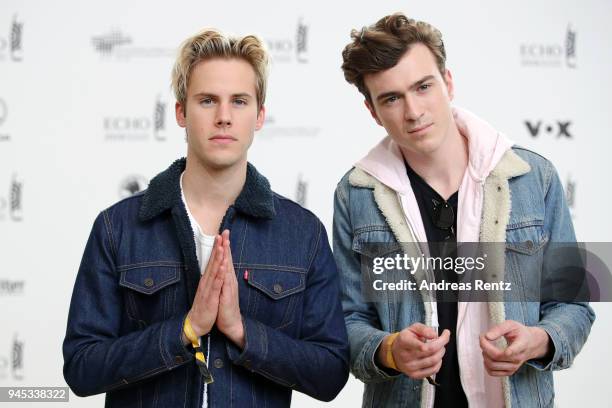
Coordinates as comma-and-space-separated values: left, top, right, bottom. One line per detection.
407, 123, 433, 134
209, 134, 237, 144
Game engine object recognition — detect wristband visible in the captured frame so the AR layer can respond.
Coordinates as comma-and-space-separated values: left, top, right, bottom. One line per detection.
385, 332, 400, 371
184, 316, 213, 384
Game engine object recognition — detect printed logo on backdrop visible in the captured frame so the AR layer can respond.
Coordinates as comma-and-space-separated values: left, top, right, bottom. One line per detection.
0, 334, 24, 380
119, 175, 149, 199
0, 173, 23, 222
0, 98, 9, 142
265, 18, 309, 64
0, 14, 23, 62
295, 174, 308, 207
103, 94, 169, 141
524, 120, 573, 139
520, 24, 576, 68
92, 29, 174, 60
0, 279, 25, 296
260, 115, 320, 138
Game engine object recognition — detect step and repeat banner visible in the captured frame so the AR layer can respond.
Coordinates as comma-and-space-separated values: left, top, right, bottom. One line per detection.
1, 0, 611, 406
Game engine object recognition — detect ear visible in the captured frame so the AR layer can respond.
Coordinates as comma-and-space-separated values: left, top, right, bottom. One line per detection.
175, 101, 186, 128
364, 99, 383, 127
255, 105, 266, 131
444, 68, 454, 101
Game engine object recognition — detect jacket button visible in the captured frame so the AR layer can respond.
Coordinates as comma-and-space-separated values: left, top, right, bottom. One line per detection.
526, 240, 534, 250
144, 278, 154, 287
174, 355, 184, 364
273, 283, 283, 294
214, 358, 224, 369
244, 359, 252, 369
497, 186, 502, 192
494, 220, 499, 225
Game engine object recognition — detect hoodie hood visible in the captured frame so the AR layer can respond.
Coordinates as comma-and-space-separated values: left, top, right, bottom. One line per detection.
355, 106, 513, 197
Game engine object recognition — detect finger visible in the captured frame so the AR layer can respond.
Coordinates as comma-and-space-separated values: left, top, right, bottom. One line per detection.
398, 330, 433, 354
504, 335, 528, 359
207, 237, 225, 278
487, 369, 514, 377
484, 359, 518, 372
429, 329, 450, 348
409, 323, 438, 340
411, 360, 443, 379
211, 264, 226, 300
406, 345, 445, 371
479, 334, 506, 361
485, 320, 517, 341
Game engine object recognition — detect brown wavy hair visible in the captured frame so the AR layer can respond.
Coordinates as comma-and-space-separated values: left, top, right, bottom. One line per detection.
341, 13, 446, 103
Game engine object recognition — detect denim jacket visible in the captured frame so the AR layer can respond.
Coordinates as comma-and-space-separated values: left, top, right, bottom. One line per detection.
333, 145, 594, 408
63, 158, 349, 408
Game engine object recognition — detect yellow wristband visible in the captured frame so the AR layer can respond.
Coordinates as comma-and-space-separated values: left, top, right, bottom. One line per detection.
385, 332, 400, 371
184, 316, 206, 364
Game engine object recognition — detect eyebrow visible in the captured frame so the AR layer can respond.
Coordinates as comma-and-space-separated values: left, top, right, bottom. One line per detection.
375, 75, 436, 103
193, 92, 254, 99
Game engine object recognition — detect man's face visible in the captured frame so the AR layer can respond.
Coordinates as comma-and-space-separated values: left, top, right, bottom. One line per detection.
176, 58, 265, 171
363, 43, 454, 157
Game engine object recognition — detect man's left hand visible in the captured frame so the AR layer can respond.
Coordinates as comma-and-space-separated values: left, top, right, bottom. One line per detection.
479, 320, 551, 377
216, 229, 245, 349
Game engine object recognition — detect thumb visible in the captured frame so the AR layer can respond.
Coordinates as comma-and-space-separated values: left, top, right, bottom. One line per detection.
486, 320, 515, 341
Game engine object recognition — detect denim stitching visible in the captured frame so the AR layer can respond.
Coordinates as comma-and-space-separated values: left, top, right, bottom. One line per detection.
233, 263, 307, 273
102, 365, 168, 392
247, 276, 305, 300
182, 364, 188, 408
354, 225, 393, 235
506, 219, 544, 230
305, 221, 322, 273
118, 261, 184, 271
159, 320, 170, 368
119, 269, 180, 294
258, 367, 294, 387
102, 210, 117, 260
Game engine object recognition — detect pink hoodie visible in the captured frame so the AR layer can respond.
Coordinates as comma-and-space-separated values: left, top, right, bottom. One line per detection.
355, 107, 513, 408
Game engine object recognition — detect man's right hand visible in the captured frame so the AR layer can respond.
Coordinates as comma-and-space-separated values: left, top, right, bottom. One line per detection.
184, 235, 225, 341
378, 323, 450, 379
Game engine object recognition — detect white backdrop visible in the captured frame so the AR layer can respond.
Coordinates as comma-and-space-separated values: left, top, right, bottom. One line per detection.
1, 0, 611, 406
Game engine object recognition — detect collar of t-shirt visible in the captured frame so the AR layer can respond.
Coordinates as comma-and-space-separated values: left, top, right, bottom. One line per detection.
179, 172, 216, 273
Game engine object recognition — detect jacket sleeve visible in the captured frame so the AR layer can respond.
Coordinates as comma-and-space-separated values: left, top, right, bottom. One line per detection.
62, 211, 194, 397
331, 177, 400, 383
527, 162, 595, 371
225, 220, 350, 402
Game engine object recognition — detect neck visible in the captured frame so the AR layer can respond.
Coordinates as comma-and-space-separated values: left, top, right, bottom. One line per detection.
401, 122, 468, 200
182, 153, 247, 211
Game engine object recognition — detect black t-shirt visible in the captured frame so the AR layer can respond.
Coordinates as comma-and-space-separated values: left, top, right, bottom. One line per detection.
405, 162, 468, 408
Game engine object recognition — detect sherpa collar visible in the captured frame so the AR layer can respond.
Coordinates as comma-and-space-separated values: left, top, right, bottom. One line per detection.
139, 158, 276, 221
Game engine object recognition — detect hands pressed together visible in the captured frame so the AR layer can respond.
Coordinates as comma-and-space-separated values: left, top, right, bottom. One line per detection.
379, 320, 551, 379
185, 229, 245, 348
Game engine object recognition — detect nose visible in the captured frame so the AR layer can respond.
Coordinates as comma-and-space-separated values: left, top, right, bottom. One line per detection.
404, 95, 424, 122
215, 102, 232, 127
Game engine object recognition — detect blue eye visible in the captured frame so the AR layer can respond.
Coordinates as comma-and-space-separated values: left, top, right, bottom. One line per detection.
418, 83, 432, 92
234, 99, 247, 106
200, 98, 214, 105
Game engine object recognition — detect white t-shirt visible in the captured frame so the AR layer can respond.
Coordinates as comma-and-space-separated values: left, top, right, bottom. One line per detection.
180, 172, 215, 408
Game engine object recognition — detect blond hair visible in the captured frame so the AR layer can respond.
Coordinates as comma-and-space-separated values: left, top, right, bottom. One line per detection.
172, 29, 268, 110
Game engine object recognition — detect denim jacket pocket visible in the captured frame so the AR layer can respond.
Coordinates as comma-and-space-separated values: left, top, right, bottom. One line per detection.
505, 220, 548, 317
352, 226, 401, 258
244, 267, 306, 330
118, 262, 183, 325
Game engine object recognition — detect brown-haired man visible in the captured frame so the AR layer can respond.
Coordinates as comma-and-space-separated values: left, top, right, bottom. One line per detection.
333, 12, 594, 408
